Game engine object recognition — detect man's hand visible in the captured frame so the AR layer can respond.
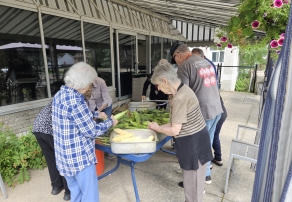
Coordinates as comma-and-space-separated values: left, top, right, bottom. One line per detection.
141, 95, 146, 101
98, 112, 108, 120
110, 115, 118, 126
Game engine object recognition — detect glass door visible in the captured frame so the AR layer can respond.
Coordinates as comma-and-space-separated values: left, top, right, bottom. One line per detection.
114, 31, 137, 100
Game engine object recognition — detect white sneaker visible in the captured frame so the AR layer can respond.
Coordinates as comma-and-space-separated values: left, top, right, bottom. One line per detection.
108, 154, 116, 159
176, 169, 182, 173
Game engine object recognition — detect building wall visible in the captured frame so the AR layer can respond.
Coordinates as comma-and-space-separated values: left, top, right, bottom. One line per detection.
0, 106, 41, 135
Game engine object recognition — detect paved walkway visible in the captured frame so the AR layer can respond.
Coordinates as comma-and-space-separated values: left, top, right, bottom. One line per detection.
0, 91, 261, 202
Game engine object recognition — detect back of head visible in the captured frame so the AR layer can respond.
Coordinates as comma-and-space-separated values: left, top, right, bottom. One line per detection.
192, 48, 204, 57
170, 42, 190, 64
158, 59, 168, 65
176, 44, 190, 54
64, 62, 97, 90
151, 59, 180, 84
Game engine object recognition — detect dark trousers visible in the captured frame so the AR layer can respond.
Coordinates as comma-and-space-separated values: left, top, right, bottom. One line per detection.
33, 132, 70, 194
212, 119, 224, 161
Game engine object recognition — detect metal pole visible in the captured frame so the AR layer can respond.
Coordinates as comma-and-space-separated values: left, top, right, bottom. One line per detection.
37, 6, 51, 97
110, 26, 115, 89
148, 35, 151, 73
80, 19, 86, 62
146, 35, 151, 74
160, 37, 163, 59
115, 30, 121, 100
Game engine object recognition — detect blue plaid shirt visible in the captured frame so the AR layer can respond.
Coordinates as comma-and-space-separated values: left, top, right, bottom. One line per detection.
52, 85, 113, 177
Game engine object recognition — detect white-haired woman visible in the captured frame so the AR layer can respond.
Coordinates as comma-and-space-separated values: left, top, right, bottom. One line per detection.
52, 62, 118, 202
148, 60, 212, 202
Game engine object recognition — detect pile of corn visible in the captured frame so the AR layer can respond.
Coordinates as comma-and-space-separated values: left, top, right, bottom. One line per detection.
112, 128, 154, 142
113, 109, 170, 129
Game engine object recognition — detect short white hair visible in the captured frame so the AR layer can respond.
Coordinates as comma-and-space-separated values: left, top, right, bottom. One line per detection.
64, 62, 97, 90
151, 59, 180, 85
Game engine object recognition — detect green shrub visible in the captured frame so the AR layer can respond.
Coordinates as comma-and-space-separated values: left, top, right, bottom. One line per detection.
235, 69, 251, 92
0, 123, 47, 187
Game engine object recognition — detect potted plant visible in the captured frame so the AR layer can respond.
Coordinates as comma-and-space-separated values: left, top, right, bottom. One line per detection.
22, 88, 32, 102
0, 92, 8, 106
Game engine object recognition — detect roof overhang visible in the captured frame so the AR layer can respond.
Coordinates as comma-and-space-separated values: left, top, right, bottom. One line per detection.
119, 0, 240, 28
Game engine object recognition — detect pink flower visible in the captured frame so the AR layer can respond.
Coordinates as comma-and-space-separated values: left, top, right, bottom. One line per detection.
270, 40, 279, 48
220, 36, 228, 42
217, 44, 222, 48
251, 20, 260, 29
274, 0, 283, 8
280, 33, 285, 37
276, 50, 281, 54
227, 43, 233, 48
283, 0, 290, 4
278, 37, 284, 46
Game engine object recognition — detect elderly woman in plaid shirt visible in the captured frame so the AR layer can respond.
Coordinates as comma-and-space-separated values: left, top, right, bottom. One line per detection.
52, 62, 118, 202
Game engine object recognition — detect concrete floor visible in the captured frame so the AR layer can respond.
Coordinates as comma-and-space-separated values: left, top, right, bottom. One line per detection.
0, 91, 261, 202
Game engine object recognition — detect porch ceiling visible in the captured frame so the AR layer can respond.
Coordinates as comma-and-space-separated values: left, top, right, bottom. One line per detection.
120, 0, 240, 27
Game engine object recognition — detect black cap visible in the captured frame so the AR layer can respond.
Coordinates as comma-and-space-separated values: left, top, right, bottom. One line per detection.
170, 41, 185, 64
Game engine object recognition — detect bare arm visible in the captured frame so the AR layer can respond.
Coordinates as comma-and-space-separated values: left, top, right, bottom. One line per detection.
148, 122, 182, 136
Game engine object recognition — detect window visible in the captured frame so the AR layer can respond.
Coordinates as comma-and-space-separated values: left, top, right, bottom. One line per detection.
151, 36, 161, 69
0, 6, 47, 105
211, 51, 224, 63
42, 14, 83, 96
163, 38, 172, 63
84, 23, 112, 86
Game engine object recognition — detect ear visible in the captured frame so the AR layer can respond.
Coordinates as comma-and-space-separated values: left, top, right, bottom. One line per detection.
162, 78, 168, 84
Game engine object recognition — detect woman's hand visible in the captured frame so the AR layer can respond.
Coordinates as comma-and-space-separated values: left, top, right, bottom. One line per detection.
98, 112, 108, 120
148, 122, 159, 131
110, 115, 118, 126
141, 95, 146, 101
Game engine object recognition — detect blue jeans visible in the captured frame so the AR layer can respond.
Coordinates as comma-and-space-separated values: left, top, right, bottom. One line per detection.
205, 114, 221, 177
96, 105, 112, 124
64, 164, 99, 202
102, 104, 112, 118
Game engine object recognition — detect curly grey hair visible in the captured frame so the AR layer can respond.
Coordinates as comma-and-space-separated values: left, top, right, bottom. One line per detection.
64, 62, 97, 90
151, 59, 180, 85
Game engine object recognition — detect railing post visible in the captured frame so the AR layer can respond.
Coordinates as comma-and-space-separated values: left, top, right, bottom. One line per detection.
253, 64, 258, 93
217, 63, 222, 89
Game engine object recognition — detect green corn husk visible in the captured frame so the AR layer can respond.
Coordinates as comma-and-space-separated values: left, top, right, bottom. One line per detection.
113, 110, 128, 120
142, 121, 150, 126
130, 120, 139, 127
133, 111, 141, 124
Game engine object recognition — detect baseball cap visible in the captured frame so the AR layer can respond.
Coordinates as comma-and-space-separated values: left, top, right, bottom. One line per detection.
170, 41, 185, 64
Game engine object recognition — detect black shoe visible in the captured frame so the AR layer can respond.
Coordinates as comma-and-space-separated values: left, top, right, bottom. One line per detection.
63, 193, 71, 201
51, 186, 64, 195
211, 159, 223, 166
178, 181, 184, 188
205, 176, 212, 185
